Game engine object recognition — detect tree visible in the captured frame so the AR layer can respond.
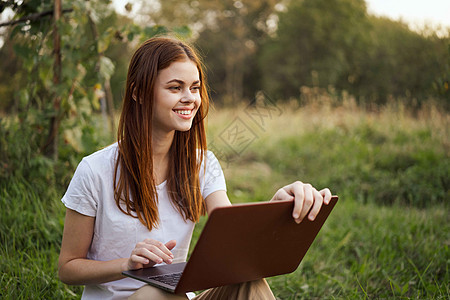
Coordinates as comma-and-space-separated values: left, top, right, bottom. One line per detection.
355, 16, 449, 104
0, 0, 191, 192
259, 0, 370, 100
259, 0, 449, 105
138, 0, 280, 104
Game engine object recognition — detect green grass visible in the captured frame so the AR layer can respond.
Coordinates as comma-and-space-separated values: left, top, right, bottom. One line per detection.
267, 200, 449, 299
1, 101, 449, 299
190, 199, 449, 299
0, 179, 83, 299
207, 100, 449, 207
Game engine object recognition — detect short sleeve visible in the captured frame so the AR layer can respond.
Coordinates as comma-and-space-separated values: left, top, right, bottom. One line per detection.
61, 159, 98, 217
200, 151, 227, 199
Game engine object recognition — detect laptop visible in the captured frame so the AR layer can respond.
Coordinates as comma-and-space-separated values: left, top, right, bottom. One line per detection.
122, 196, 338, 294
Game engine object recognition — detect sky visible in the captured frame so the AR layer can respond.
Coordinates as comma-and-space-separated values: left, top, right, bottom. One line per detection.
112, 0, 450, 30
364, 0, 450, 30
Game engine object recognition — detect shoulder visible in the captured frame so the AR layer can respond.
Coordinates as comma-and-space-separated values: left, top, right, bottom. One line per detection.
200, 150, 225, 180
199, 150, 227, 196
81, 143, 118, 173
200, 150, 221, 168
83, 142, 118, 162
205, 150, 218, 161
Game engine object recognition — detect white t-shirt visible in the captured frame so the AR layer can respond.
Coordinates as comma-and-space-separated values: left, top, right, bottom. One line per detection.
61, 143, 226, 300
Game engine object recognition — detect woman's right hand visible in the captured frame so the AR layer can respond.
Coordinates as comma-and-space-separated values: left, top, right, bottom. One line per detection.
126, 239, 176, 270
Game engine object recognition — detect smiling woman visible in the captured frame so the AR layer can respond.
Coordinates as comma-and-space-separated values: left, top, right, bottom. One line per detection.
153, 60, 202, 133
115, 38, 210, 232
57, 36, 331, 299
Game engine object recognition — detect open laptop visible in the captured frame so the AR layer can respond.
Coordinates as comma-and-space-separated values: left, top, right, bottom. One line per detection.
122, 196, 338, 294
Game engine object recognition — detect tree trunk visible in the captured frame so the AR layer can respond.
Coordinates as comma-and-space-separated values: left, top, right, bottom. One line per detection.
43, 0, 62, 160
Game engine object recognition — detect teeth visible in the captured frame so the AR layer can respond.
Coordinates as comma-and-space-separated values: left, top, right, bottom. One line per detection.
175, 110, 191, 115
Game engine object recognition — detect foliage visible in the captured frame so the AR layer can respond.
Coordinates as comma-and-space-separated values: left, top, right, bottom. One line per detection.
0, 1, 449, 298
203, 100, 449, 297
260, 0, 370, 100
139, 0, 279, 104
266, 200, 449, 299
354, 16, 450, 105
0, 0, 193, 192
1, 0, 449, 111
0, 177, 82, 299
131, 0, 449, 106
209, 100, 449, 208
1, 104, 448, 299
259, 0, 449, 106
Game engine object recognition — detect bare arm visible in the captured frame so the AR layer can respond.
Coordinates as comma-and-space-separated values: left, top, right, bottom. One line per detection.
58, 209, 178, 285
58, 208, 128, 285
204, 190, 231, 215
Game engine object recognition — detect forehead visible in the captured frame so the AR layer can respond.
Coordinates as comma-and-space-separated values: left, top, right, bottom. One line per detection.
157, 59, 199, 82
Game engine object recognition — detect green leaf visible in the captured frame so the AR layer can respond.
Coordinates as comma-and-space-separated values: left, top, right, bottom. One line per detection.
401, 282, 409, 295
18, 90, 29, 110
97, 39, 109, 54
99, 56, 115, 81
12, 44, 31, 59
173, 25, 192, 38
98, 28, 114, 54
143, 25, 168, 39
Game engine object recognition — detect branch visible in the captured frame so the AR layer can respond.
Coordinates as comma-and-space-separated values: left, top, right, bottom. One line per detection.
0, 8, 72, 27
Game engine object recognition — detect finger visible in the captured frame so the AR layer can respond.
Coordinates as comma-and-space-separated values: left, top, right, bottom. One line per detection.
290, 181, 305, 222
135, 247, 170, 264
130, 254, 149, 267
145, 239, 174, 260
165, 240, 177, 252
297, 184, 314, 223
308, 188, 324, 221
271, 187, 295, 202
320, 188, 332, 205
148, 245, 174, 264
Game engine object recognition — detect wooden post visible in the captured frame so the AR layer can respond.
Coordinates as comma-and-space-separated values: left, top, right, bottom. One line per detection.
43, 0, 62, 159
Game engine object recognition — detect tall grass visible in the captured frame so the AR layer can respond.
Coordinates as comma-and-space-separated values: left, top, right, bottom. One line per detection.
1, 100, 448, 299
208, 99, 449, 207
0, 179, 83, 298
267, 201, 448, 299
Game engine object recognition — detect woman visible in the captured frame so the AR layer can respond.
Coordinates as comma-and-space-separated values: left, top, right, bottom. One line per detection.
58, 36, 332, 299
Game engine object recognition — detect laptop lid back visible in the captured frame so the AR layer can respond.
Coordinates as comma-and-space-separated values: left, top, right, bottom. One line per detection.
175, 196, 338, 293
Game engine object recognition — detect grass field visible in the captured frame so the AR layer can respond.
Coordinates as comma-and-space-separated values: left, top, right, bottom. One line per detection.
1, 100, 449, 299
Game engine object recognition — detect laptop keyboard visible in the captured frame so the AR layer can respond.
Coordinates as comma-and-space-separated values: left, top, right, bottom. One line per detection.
148, 272, 183, 287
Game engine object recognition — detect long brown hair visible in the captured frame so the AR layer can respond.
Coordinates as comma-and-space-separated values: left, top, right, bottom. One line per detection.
114, 37, 209, 230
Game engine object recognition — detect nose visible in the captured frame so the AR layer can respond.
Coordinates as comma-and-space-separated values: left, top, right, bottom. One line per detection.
180, 89, 196, 103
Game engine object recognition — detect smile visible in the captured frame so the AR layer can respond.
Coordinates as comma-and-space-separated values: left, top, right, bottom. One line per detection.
174, 110, 192, 115
173, 109, 195, 119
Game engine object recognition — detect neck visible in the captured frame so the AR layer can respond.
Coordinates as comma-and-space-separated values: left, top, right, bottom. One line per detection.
151, 130, 175, 185
152, 130, 174, 159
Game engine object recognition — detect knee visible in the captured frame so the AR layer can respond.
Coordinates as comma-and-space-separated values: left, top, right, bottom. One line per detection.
245, 279, 275, 300
128, 285, 188, 300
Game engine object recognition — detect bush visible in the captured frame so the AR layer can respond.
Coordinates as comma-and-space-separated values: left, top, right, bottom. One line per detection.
216, 102, 449, 207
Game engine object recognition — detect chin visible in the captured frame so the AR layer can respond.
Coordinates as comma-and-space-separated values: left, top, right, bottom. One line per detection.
176, 124, 194, 132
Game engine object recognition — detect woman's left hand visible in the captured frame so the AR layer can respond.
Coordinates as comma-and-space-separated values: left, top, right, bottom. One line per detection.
270, 181, 332, 224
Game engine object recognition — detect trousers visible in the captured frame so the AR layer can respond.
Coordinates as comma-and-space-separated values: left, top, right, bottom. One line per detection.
128, 279, 276, 300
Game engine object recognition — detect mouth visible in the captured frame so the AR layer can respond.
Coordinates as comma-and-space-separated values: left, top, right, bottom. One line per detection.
173, 108, 195, 119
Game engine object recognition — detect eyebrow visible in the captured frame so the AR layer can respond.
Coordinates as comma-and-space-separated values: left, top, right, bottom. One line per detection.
165, 79, 201, 85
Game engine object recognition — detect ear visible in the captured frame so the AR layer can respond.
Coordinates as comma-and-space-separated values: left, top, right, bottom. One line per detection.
131, 82, 138, 102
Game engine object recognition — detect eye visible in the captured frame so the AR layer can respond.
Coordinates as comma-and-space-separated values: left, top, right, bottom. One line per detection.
191, 86, 201, 92
169, 86, 181, 91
